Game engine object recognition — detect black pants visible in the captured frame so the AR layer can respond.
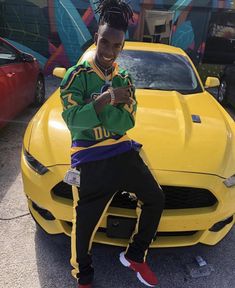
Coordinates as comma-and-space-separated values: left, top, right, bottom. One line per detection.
71, 149, 165, 285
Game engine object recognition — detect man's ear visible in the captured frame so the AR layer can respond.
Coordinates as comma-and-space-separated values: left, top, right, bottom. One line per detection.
94, 33, 98, 45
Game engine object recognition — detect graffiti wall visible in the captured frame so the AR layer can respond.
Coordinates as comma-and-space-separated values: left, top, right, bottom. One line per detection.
0, 0, 234, 75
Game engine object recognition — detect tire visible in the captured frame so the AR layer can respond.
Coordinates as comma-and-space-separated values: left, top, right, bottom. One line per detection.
217, 78, 228, 106
33, 75, 45, 107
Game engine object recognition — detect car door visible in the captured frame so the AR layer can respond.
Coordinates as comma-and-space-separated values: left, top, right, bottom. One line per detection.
0, 40, 36, 127
0, 66, 11, 128
0, 42, 19, 128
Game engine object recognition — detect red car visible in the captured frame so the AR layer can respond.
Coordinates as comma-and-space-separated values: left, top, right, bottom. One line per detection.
0, 37, 45, 129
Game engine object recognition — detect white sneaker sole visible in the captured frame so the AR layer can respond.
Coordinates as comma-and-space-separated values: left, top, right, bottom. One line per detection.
119, 252, 156, 287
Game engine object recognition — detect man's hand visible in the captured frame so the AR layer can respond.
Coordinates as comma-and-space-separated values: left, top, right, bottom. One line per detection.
112, 85, 134, 105
93, 85, 135, 114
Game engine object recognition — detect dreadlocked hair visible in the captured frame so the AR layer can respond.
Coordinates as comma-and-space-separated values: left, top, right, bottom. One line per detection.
95, 0, 134, 32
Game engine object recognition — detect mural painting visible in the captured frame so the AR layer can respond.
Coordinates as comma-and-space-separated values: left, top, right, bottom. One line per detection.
0, 0, 234, 75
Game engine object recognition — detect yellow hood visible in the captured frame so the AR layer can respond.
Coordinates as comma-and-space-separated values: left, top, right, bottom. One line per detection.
129, 89, 233, 176
28, 88, 234, 177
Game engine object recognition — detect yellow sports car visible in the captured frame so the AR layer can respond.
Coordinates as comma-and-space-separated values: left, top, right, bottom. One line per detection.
21, 42, 235, 248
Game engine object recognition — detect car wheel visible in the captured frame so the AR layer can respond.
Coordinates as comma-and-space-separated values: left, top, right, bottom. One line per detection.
33, 76, 45, 107
217, 78, 228, 106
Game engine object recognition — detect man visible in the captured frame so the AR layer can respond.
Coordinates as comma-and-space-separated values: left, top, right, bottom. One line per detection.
60, 1, 165, 287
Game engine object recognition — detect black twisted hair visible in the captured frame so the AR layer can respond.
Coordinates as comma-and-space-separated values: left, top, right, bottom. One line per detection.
95, 0, 134, 32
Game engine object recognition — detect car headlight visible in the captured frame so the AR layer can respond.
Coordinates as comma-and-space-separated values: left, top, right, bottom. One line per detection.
223, 175, 235, 188
23, 147, 49, 175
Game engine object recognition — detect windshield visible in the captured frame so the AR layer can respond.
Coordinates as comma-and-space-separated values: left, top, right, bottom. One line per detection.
117, 50, 202, 94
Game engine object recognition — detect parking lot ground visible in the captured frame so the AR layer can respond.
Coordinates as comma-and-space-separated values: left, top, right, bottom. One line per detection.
1, 77, 235, 288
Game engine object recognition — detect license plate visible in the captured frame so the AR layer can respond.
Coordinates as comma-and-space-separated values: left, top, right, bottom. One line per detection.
106, 216, 137, 239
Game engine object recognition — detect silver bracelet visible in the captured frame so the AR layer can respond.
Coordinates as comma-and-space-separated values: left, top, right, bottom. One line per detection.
108, 87, 115, 105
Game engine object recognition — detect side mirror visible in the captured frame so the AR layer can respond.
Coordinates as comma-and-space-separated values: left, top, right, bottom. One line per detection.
53, 67, 66, 79
205, 77, 220, 88
21, 52, 35, 63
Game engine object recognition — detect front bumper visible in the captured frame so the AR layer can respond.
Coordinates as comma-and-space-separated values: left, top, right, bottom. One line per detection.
21, 151, 235, 247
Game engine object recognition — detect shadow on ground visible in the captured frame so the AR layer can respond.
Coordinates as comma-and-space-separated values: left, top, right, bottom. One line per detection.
35, 224, 235, 288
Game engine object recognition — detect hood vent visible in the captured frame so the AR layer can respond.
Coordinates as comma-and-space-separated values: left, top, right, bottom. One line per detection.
191, 114, 201, 123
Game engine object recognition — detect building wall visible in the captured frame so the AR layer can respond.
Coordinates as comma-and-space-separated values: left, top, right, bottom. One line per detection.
0, 0, 234, 75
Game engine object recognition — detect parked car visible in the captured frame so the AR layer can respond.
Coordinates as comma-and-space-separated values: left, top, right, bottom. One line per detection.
0, 37, 45, 129
21, 42, 235, 249
217, 63, 235, 108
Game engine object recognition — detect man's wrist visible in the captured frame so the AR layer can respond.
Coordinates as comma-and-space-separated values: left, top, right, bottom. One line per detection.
104, 91, 111, 105
94, 91, 110, 108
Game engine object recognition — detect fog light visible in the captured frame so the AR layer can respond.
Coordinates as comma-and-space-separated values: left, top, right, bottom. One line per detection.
32, 201, 55, 221
209, 216, 233, 232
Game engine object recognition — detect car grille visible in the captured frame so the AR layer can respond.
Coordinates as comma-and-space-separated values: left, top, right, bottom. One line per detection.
52, 182, 217, 209
111, 186, 217, 209
162, 186, 217, 209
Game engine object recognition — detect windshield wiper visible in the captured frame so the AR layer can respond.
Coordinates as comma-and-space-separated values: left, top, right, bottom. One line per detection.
137, 87, 201, 94
137, 87, 177, 91
137, 87, 155, 90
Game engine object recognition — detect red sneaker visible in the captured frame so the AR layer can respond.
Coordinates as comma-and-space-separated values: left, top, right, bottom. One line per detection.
78, 284, 92, 288
119, 252, 158, 287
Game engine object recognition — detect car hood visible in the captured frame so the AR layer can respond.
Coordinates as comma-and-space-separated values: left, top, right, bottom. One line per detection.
29, 88, 234, 177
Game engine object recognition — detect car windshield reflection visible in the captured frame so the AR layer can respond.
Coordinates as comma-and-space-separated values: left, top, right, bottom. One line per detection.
117, 50, 202, 94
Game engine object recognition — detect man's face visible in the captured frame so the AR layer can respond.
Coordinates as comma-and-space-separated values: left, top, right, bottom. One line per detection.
94, 23, 125, 69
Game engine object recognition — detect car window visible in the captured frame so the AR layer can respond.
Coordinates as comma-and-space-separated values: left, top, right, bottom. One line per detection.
0, 41, 18, 66
117, 50, 202, 94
